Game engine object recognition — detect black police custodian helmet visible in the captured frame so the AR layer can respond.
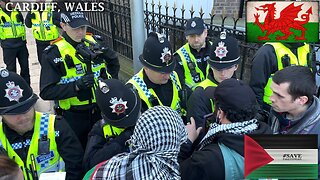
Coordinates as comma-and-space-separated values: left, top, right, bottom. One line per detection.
139, 32, 175, 73
208, 32, 240, 70
0, 68, 38, 115
95, 79, 141, 128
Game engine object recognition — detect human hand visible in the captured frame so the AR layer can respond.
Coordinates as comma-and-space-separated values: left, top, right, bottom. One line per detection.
186, 117, 203, 143
75, 73, 95, 90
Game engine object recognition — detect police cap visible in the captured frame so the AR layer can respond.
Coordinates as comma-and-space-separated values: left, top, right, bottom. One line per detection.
139, 32, 175, 73
0, 68, 38, 115
95, 79, 141, 128
208, 32, 240, 70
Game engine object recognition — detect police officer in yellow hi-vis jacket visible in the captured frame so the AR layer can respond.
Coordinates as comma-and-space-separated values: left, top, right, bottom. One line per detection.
25, 0, 60, 65
174, 17, 211, 91
0, 0, 30, 85
249, 42, 313, 112
127, 32, 186, 119
39, 11, 120, 149
83, 79, 141, 172
0, 68, 84, 180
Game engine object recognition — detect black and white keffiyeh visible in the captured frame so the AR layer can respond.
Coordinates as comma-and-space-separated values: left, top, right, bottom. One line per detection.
199, 119, 258, 150
93, 106, 187, 180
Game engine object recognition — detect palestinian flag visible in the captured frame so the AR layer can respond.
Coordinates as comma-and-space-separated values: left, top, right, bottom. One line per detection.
246, 1, 319, 43
245, 134, 318, 179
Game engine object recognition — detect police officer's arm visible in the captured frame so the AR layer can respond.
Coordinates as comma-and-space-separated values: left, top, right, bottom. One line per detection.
40, 46, 80, 100
174, 53, 186, 87
16, 10, 24, 24
52, 11, 61, 28
249, 45, 278, 107
187, 87, 212, 130
54, 116, 84, 180
83, 121, 131, 172
25, 11, 34, 28
102, 48, 120, 79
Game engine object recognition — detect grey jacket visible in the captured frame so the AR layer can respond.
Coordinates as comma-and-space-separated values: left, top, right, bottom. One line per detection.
269, 96, 320, 135
269, 96, 320, 175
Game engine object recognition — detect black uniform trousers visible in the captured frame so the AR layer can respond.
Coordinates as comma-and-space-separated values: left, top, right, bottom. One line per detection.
62, 108, 101, 150
36, 41, 50, 65
2, 45, 30, 85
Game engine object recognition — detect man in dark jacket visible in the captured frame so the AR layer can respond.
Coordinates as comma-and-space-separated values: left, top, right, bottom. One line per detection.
0, 0, 30, 85
0, 68, 84, 180
268, 66, 320, 173
249, 42, 313, 112
39, 11, 120, 149
187, 32, 240, 143
179, 78, 272, 180
83, 79, 141, 172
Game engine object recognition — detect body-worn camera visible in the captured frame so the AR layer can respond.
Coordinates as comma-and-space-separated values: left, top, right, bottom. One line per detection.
75, 38, 104, 64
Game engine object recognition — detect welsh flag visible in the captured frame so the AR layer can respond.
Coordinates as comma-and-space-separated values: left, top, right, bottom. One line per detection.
246, 1, 319, 43
245, 134, 318, 179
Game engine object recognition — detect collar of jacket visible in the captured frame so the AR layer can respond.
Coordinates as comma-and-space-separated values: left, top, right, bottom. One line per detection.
188, 39, 211, 56
62, 32, 81, 48
142, 69, 170, 89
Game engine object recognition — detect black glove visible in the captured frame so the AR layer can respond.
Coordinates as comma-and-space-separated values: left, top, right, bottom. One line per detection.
75, 73, 95, 90
16, 14, 23, 23
27, 12, 36, 20
114, 127, 134, 146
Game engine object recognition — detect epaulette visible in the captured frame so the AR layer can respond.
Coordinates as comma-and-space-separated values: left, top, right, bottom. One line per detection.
50, 36, 63, 45
44, 45, 54, 52
86, 32, 93, 36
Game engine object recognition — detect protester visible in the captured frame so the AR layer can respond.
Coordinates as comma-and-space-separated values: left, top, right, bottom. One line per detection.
179, 78, 272, 179
85, 106, 187, 179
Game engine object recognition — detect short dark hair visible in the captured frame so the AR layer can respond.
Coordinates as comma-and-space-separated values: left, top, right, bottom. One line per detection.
215, 102, 259, 123
272, 66, 316, 104
0, 155, 20, 180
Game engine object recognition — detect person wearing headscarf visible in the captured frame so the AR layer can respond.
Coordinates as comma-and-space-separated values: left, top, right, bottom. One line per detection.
179, 79, 272, 180
85, 106, 187, 180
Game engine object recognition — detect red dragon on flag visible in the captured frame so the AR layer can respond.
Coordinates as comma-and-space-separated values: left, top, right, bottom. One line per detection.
253, 2, 312, 41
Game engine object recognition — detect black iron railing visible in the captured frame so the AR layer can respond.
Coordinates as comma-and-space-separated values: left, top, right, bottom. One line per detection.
85, 0, 320, 82
85, 0, 133, 60
144, 0, 261, 81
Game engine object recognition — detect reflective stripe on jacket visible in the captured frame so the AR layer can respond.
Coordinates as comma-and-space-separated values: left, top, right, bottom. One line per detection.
0, 112, 65, 180
31, 8, 59, 41
54, 35, 110, 110
127, 69, 185, 115
0, 8, 25, 40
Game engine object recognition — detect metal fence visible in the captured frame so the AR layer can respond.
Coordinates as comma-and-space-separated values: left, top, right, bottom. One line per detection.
86, 0, 320, 82
85, 0, 133, 60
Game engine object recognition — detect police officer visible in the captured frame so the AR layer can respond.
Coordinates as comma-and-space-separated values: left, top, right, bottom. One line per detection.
0, 68, 84, 180
0, 0, 30, 85
39, 11, 120, 149
127, 32, 186, 117
187, 32, 240, 143
174, 17, 211, 91
83, 79, 141, 172
249, 42, 313, 112
25, 0, 60, 65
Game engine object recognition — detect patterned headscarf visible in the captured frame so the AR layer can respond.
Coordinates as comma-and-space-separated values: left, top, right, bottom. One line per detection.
93, 106, 187, 180
199, 119, 258, 150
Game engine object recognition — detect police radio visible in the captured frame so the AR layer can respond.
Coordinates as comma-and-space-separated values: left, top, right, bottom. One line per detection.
281, 54, 291, 68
